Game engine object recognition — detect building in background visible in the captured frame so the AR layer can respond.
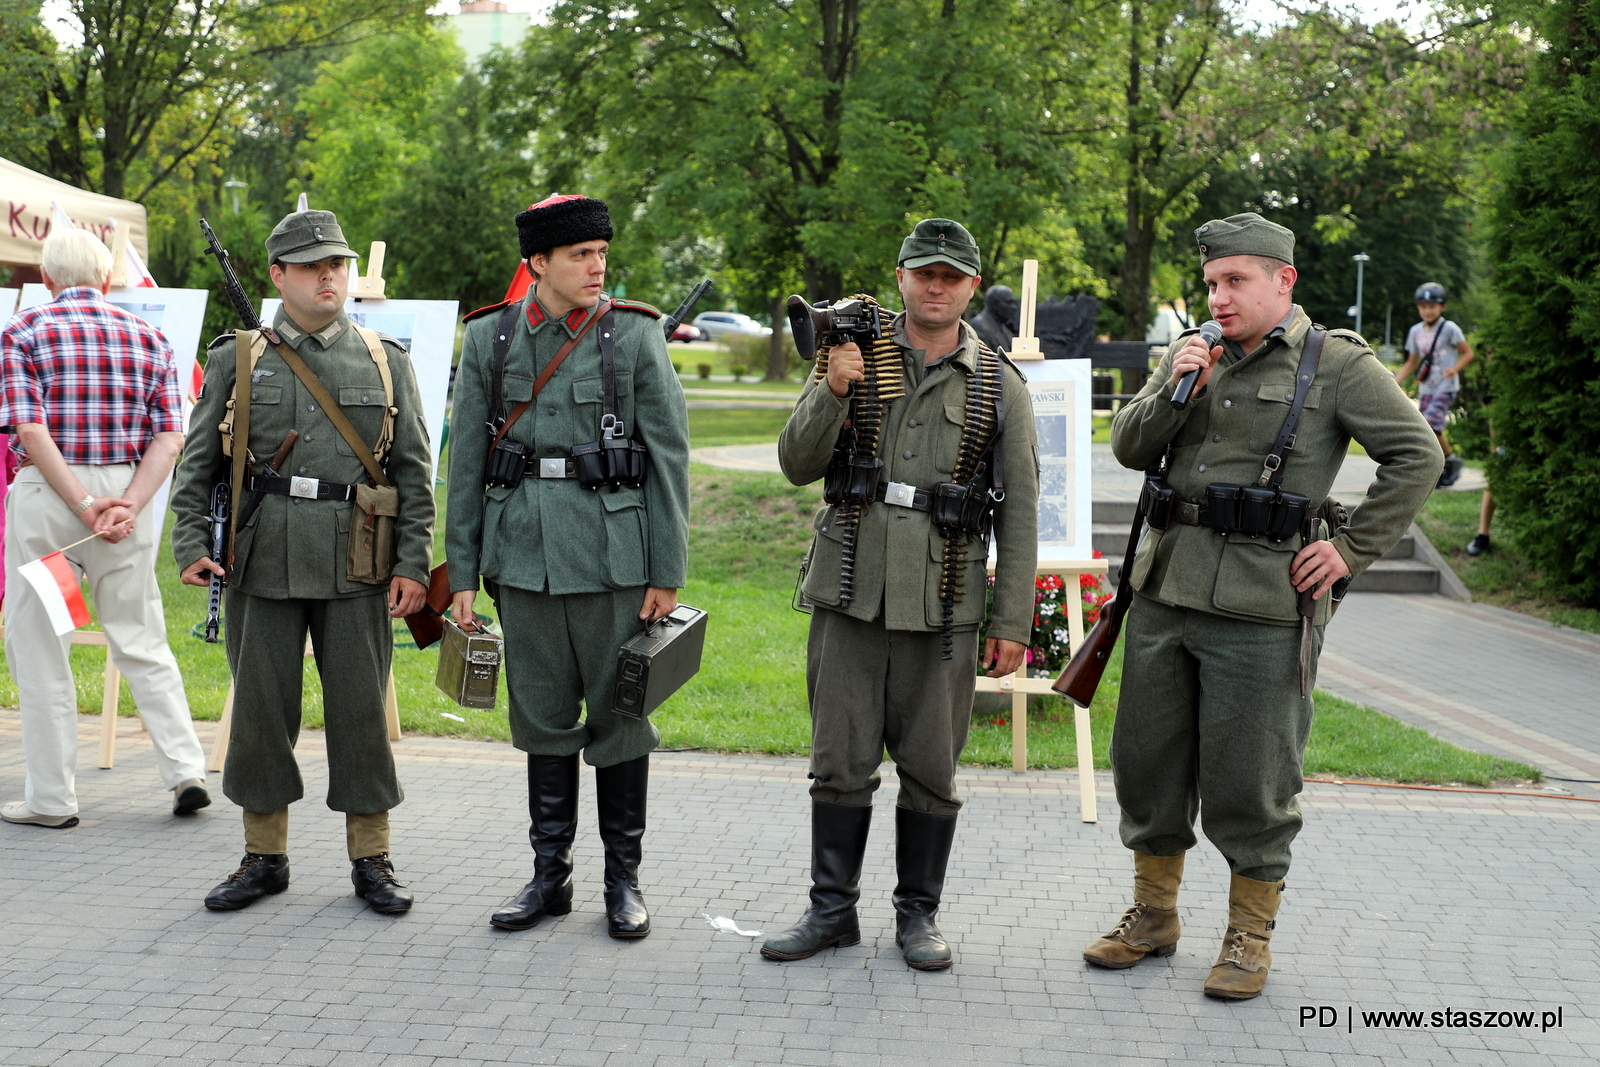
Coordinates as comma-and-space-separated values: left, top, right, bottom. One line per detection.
448, 0, 537, 65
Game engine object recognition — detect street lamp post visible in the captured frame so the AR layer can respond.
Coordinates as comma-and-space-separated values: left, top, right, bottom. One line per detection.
223, 178, 247, 215
1351, 253, 1371, 337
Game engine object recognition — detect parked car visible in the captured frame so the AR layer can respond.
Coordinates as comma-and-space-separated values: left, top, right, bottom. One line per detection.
670, 322, 704, 342
692, 311, 773, 341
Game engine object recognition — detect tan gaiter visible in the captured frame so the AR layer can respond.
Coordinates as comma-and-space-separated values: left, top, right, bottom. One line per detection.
345, 811, 391, 860
243, 808, 289, 855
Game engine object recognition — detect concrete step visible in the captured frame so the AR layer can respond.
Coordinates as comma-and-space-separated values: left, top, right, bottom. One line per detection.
1347, 558, 1440, 594
1093, 500, 1137, 526
1384, 533, 1416, 561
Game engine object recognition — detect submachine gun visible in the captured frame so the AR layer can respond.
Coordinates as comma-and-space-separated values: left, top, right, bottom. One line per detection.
786, 294, 907, 609
196, 218, 297, 642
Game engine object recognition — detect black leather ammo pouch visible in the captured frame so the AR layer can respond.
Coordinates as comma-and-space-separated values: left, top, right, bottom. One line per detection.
485, 439, 528, 489
1202, 482, 1310, 541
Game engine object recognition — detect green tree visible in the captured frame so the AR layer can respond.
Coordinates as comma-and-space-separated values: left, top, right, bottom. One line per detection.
1482, 0, 1600, 605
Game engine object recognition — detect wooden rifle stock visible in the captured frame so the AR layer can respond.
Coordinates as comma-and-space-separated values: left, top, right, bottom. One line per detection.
403, 562, 455, 649
1051, 606, 1122, 709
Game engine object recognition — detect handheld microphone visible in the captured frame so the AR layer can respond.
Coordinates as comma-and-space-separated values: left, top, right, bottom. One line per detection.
1170, 319, 1224, 410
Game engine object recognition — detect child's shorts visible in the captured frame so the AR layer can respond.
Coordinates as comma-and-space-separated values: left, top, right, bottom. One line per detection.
1418, 390, 1455, 432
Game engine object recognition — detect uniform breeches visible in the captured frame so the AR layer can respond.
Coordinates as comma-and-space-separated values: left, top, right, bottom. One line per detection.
223, 588, 401, 814
805, 606, 978, 815
1110, 593, 1322, 882
497, 585, 659, 768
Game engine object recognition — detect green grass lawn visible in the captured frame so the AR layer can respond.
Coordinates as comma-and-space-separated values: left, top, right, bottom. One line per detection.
1, 424, 1540, 786
1418, 482, 1600, 634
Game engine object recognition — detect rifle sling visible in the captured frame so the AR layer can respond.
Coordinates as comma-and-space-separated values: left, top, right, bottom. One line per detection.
273, 341, 391, 488
488, 298, 612, 458
228, 330, 253, 570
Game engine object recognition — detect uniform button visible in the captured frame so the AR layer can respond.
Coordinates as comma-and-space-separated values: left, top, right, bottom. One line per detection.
1285, 393, 1294, 401
251, 391, 259, 401
903, 450, 913, 460
1213, 434, 1222, 442
298, 466, 307, 475
1198, 464, 1208, 472
308, 341, 320, 351
307, 403, 316, 412
304, 433, 314, 442
907, 418, 918, 427
361, 394, 369, 403
547, 407, 557, 416
1223, 399, 1232, 408
291, 497, 301, 505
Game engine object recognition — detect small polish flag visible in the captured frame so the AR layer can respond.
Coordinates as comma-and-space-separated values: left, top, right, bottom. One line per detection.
18, 551, 92, 636
108, 217, 159, 288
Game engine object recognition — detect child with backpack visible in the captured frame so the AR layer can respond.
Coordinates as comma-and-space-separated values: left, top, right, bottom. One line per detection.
1396, 282, 1476, 487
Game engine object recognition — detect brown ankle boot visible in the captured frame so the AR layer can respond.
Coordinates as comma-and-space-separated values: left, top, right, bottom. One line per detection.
1203, 873, 1284, 1000
1083, 852, 1183, 969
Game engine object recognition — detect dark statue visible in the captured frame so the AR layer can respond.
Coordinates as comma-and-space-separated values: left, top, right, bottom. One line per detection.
968, 284, 1100, 361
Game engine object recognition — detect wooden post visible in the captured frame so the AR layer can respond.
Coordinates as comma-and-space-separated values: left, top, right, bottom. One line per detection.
1010, 259, 1043, 359
349, 242, 387, 300
207, 684, 234, 773
98, 641, 120, 769
384, 669, 401, 740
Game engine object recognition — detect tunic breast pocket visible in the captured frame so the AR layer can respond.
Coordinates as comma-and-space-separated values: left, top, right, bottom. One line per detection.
931, 403, 967, 476
247, 384, 282, 406
1247, 383, 1322, 454
334, 387, 389, 457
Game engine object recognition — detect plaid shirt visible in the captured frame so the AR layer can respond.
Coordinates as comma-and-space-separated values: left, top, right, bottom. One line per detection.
0, 286, 183, 466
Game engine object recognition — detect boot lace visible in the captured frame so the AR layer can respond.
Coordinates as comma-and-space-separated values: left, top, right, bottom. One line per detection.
1107, 902, 1148, 939
355, 853, 402, 886
1221, 928, 1252, 966
223, 853, 272, 884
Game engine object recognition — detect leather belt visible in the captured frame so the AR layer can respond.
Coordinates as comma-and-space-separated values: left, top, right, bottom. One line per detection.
527, 456, 578, 479
1172, 500, 1206, 527
249, 474, 358, 502
872, 480, 933, 512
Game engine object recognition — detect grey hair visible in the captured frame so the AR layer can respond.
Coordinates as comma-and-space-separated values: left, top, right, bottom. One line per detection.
41, 228, 114, 289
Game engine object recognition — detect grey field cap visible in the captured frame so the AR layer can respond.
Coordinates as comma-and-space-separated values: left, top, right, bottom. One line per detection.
1194, 211, 1295, 267
266, 210, 358, 265
899, 218, 981, 276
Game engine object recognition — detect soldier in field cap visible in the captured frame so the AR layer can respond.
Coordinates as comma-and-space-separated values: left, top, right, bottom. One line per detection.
446, 194, 689, 939
762, 217, 1039, 971
171, 207, 435, 915
1082, 210, 1441, 998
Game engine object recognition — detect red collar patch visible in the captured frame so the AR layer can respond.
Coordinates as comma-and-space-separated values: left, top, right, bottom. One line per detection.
565, 306, 588, 331
525, 300, 546, 329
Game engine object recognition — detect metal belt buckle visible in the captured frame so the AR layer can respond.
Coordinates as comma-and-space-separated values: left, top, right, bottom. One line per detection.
884, 481, 916, 508
289, 476, 319, 499
539, 458, 569, 479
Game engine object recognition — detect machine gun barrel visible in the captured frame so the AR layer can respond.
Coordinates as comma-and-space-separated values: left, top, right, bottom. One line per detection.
203, 482, 230, 643
661, 278, 714, 342
200, 217, 263, 332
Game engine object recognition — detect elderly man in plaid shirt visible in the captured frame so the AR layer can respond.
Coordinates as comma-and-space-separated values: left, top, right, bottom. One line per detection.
0, 228, 207, 828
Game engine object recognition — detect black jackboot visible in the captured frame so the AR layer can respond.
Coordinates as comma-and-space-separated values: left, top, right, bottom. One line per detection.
893, 807, 958, 970
760, 801, 873, 961
490, 754, 579, 931
595, 754, 651, 938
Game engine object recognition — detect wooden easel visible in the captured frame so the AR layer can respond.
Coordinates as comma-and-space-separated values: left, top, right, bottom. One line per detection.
968, 258, 1104, 822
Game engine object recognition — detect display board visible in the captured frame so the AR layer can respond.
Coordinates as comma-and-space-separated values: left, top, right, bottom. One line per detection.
261, 298, 458, 476
1024, 357, 1095, 564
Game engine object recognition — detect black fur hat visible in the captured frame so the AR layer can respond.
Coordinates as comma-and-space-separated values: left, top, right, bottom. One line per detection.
516, 194, 614, 259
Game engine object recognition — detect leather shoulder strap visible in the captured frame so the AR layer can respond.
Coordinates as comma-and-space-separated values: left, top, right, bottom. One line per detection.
351, 325, 396, 461
488, 300, 612, 457
227, 330, 254, 570
274, 340, 391, 487
488, 302, 519, 429
1257, 325, 1326, 489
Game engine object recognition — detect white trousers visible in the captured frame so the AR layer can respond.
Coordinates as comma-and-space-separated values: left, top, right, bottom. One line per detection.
4, 464, 205, 815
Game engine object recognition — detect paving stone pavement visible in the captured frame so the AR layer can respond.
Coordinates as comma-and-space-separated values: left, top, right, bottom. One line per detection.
2, 712, 1597, 1067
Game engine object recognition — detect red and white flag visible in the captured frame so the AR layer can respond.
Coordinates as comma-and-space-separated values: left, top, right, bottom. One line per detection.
18, 551, 92, 636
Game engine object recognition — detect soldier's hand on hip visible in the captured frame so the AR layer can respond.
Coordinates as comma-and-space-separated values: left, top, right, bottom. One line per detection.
1290, 540, 1351, 599
640, 587, 678, 623
1170, 335, 1223, 395
450, 590, 476, 628
982, 637, 1027, 678
181, 557, 224, 587
826, 342, 865, 398
388, 576, 427, 618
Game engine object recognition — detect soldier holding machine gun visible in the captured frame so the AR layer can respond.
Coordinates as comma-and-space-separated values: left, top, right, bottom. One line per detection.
764, 219, 1038, 971
170, 210, 435, 914
1081, 213, 1441, 999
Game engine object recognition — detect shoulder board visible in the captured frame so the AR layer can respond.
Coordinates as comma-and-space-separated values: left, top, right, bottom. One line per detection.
462, 299, 513, 324
611, 298, 662, 317
206, 332, 232, 350
374, 332, 406, 350
1325, 327, 1369, 346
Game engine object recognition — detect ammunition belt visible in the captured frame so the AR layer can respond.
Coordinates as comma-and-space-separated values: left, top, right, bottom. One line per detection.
248, 474, 358, 502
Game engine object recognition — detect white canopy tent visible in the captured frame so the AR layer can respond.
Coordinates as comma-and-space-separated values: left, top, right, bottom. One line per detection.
1, 156, 149, 287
